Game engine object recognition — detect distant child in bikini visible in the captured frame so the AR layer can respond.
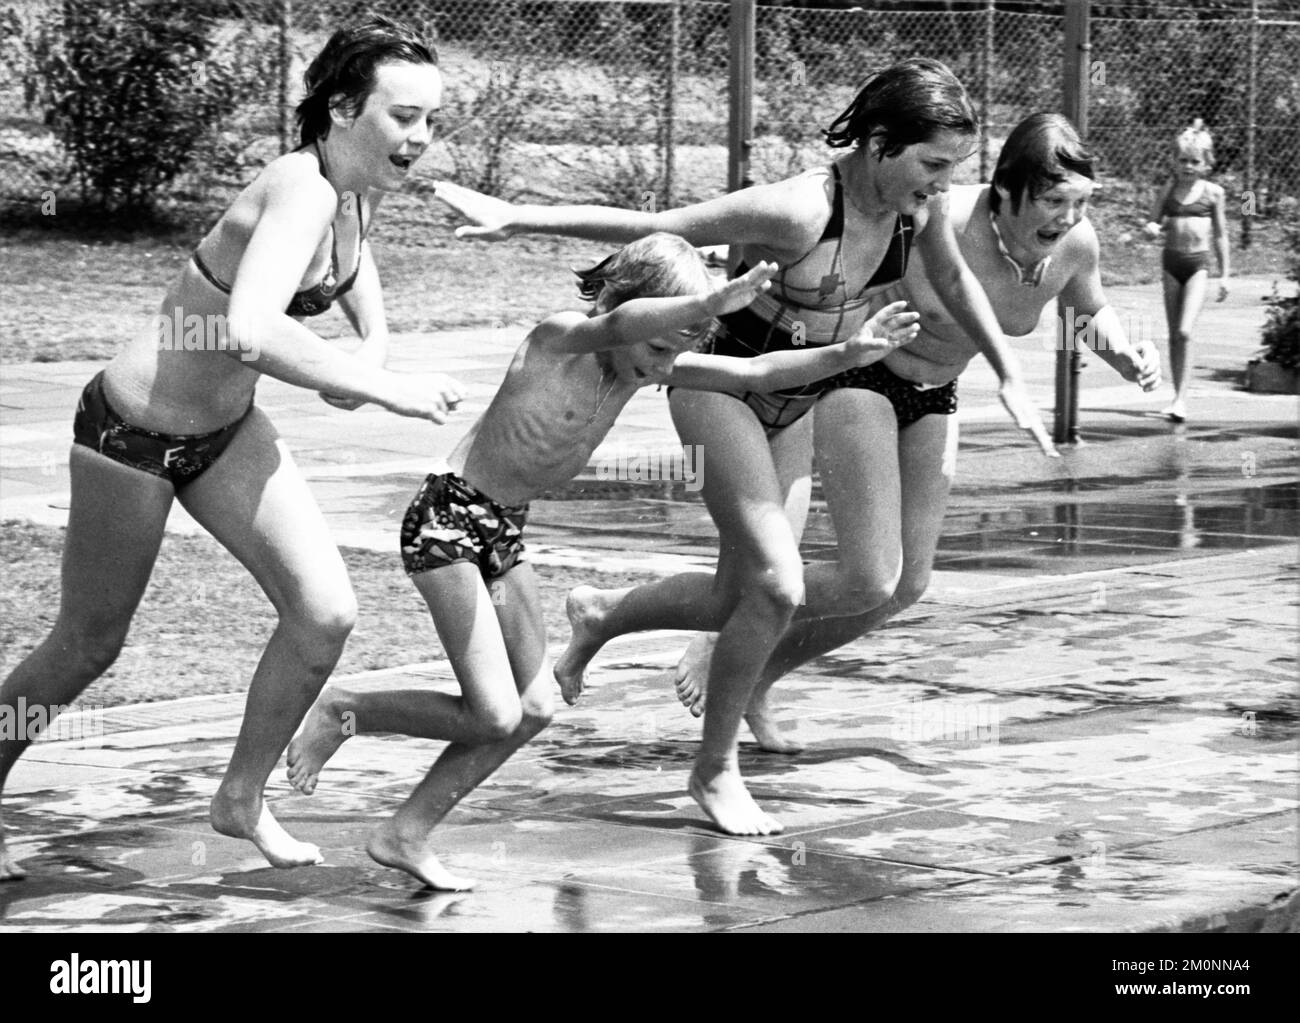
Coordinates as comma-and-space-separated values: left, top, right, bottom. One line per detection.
285, 232, 919, 889
1144, 120, 1230, 422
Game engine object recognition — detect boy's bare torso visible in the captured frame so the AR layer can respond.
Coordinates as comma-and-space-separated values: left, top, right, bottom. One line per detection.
452, 333, 637, 506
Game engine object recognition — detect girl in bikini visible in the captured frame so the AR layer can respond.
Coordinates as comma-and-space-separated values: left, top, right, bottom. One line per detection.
434, 58, 1055, 837
1144, 123, 1230, 422
0, 16, 460, 881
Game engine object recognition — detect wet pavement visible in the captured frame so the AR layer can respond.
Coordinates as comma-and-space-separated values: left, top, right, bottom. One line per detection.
0, 274, 1296, 931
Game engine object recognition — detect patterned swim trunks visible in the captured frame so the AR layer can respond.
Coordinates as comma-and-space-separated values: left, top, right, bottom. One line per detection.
72, 370, 250, 488
399, 472, 529, 580
828, 361, 958, 429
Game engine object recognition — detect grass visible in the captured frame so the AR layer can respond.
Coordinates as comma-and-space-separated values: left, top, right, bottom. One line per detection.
0, 520, 661, 709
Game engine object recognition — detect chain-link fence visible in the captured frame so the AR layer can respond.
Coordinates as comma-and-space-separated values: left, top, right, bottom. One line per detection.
2, 0, 1297, 223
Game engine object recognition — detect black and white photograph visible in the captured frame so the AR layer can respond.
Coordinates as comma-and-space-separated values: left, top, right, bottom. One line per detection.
0, 0, 1295, 963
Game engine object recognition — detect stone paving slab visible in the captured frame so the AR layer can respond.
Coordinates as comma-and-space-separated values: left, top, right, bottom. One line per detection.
1, 545, 1294, 932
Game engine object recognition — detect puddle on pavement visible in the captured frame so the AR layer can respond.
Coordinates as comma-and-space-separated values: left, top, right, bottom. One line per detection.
356, 429, 1297, 574
523, 477, 1298, 572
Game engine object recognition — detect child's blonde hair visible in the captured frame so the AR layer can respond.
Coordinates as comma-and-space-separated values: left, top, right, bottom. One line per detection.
1175, 119, 1214, 168
574, 233, 712, 309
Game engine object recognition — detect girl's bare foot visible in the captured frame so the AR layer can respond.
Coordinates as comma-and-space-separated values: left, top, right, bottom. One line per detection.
367, 819, 477, 891
0, 825, 27, 881
554, 585, 621, 705
671, 632, 715, 717
286, 691, 353, 795
688, 760, 783, 836
744, 691, 804, 754
210, 788, 323, 868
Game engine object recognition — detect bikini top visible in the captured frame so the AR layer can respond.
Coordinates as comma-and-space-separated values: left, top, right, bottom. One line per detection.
1162, 189, 1215, 219
728, 163, 915, 347
191, 149, 364, 318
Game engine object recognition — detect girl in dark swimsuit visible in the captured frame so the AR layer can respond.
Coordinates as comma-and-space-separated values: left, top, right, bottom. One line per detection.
434, 58, 1054, 837
0, 16, 461, 881
1144, 126, 1230, 422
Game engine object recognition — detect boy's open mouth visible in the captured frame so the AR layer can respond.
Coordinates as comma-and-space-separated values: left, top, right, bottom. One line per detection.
390, 154, 415, 171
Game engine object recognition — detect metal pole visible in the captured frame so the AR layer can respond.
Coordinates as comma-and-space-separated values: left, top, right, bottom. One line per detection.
278, 0, 291, 154
728, 0, 754, 197
1055, 0, 1089, 446
664, 0, 680, 209
1244, 0, 1258, 248
981, 0, 994, 182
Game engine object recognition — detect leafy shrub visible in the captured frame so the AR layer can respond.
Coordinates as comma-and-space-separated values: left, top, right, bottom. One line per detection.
1260, 200, 1300, 371
23, 0, 243, 212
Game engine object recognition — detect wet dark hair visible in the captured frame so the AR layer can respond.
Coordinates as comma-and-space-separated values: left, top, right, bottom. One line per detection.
989, 112, 1095, 215
574, 233, 711, 310
295, 15, 437, 148
824, 57, 978, 158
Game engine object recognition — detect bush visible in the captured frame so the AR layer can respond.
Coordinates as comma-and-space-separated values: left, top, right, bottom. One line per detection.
23, 0, 243, 213
1260, 200, 1300, 371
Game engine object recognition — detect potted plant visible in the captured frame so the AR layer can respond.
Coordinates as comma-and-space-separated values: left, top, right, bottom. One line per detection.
1248, 200, 1300, 394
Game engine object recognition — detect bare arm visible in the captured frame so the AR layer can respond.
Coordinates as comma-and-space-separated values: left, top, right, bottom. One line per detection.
322, 241, 401, 410
432, 178, 823, 260
916, 196, 1056, 455
1058, 224, 1161, 392
224, 170, 458, 421
1211, 184, 1230, 298
536, 262, 779, 356
667, 301, 920, 392
335, 241, 389, 364
1145, 185, 1169, 237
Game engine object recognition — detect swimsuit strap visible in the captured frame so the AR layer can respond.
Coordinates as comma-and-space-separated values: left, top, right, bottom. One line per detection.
190, 250, 232, 294
820, 163, 845, 242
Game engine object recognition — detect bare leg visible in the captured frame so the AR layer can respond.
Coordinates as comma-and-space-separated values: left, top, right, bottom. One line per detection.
179, 409, 357, 869
554, 571, 721, 705
1, 447, 174, 880
364, 563, 553, 889
609, 391, 910, 734
1163, 267, 1209, 420
553, 413, 817, 708
675, 408, 957, 753
670, 413, 814, 718
759, 411, 957, 688
672, 391, 804, 836
287, 563, 541, 791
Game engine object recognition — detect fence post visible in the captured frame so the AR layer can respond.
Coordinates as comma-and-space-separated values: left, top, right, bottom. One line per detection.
1244, 0, 1258, 249
278, 0, 291, 155
728, 0, 754, 199
981, 0, 994, 182
664, 0, 680, 209
1055, 0, 1089, 447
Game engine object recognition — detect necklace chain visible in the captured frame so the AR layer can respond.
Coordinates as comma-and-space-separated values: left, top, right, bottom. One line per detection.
588, 368, 618, 425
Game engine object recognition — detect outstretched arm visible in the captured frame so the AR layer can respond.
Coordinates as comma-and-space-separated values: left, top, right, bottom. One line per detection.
431, 178, 821, 260
1059, 228, 1161, 392
916, 195, 1057, 455
536, 262, 779, 355
668, 301, 920, 392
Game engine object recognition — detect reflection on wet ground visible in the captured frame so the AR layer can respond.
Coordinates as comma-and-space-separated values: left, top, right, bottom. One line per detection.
514, 479, 1296, 577
3, 542, 1295, 932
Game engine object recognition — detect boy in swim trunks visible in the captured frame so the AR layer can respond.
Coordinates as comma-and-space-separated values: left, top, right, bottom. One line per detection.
284, 233, 919, 889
